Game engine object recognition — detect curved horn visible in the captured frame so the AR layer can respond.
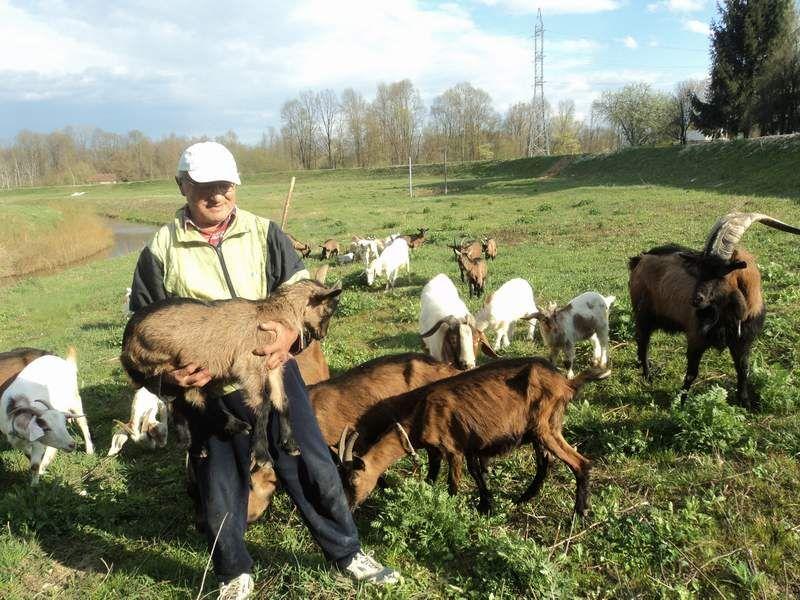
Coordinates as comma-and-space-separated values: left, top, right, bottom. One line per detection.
704, 212, 800, 259
344, 431, 359, 462
113, 419, 135, 436
421, 317, 453, 338
337, 426, 349, 461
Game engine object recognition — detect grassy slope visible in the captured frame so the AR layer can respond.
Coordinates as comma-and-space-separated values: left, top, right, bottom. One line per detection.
1, 138, 800, 598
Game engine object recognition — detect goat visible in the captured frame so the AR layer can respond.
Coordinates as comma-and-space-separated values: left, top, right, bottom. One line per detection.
294, 339, 330, 386
120, 279, 342, 465
0, 347, 50, 398
400, 228, 428, 250
453, 248, 488, 297
320, 239, 340, 260
530, 292, 615, 379
336, 252, 356, 265
286, 233, 313, 258
195, 353, 460, 527
419, 274, 497, 370
474, 279, 538, 351
0, 350, 94, 485
629, 212, 800, 409
338, 358, 611, 515
365, 238, 410, 290
108, 387, 169, 457
448, 239, 483, 282
350, 237, 380, 266
482, 237, 497, 260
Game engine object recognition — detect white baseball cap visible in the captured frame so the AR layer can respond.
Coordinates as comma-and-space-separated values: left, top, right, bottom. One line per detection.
177, 141, 241, 184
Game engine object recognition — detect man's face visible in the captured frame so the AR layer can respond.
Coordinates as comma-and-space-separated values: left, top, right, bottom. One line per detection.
177, 177, 237, 228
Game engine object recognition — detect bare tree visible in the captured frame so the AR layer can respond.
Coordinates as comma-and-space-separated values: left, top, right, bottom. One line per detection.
670, 79, 705, 145
317, 89, 340, 168
340, 88, 368, 167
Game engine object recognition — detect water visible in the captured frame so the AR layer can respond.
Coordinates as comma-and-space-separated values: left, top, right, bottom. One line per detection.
1, 218, 157, 285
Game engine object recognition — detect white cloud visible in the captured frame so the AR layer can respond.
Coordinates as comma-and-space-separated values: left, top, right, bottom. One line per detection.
684, 19, 711, 35
620, 36, 638, 49
476, 0, 620, 14
647, 0, 705, 12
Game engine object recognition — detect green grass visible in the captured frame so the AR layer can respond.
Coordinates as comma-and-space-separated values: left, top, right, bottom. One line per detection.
2, 137, 800, 598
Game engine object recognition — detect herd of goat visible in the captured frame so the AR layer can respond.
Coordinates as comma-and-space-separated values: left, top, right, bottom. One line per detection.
1, 211, 799, 524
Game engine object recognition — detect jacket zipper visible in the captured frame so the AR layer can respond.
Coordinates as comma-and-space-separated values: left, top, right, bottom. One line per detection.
213, 240, 238, 298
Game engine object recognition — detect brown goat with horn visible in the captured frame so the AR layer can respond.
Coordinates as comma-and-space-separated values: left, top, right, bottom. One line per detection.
629, 212, 800, 409
338, 358, 611, 515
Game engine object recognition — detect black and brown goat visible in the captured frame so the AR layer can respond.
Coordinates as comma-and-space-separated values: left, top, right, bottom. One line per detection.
241, 353, 461, 524
339, 358, 610, 515
320, 239, 340, 260
286, 232, 313, 258
482, 237, 497, 260
453, 248, 488, 297
400, 228, 429, 250
629, 212, 800, 409
120, 279, 342, 464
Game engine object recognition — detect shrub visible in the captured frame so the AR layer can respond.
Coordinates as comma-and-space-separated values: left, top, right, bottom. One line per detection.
749, 362, 797, 414
672, 386, 747, 453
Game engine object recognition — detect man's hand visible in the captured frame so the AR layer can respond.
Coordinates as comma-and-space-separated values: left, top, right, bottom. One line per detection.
164, 363, 212, 388
254, 321, 299, 369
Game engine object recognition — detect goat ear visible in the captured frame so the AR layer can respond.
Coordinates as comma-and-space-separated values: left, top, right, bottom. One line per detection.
725, 260, 748, 274
526, 312, 546, 321
28, 418, 47, 442
349, 457, 365, 472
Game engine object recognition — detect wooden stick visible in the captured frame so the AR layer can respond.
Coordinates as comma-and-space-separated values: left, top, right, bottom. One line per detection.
280, 176, 296, 230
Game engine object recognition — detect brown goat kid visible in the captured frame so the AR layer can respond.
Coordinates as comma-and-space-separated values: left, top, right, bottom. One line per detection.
320, 239, 340, 260
400, 228, 429, 250
629, 212, 800, 409
340, 358, 610, 515
453, 248, 488, 297
120, 279, 342, 464
286, 233, 313, 258
482, 237, 497, 260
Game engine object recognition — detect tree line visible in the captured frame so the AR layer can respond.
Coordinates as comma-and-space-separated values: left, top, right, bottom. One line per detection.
2, 0, 797, 189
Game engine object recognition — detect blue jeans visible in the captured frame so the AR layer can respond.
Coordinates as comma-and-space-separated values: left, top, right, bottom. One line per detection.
189, 360, 360, 581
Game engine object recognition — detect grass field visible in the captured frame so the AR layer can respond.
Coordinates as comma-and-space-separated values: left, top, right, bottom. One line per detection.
1, 138, 800, 598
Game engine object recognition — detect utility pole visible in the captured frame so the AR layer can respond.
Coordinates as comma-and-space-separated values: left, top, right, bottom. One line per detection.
408, 156, 413, 198
443, 148, 448, 195
527, 8, 550, 157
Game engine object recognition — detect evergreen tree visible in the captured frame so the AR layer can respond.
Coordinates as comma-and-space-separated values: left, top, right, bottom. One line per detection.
693, 0, 800, 137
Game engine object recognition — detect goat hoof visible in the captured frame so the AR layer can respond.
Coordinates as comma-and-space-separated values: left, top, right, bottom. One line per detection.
477, 500, 492, 514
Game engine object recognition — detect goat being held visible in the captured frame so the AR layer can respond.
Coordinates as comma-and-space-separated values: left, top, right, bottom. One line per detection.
120, 279, 342, 464
629, 212, 800, 409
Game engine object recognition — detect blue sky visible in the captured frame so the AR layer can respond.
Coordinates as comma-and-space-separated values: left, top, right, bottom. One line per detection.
1, 0, 716, 144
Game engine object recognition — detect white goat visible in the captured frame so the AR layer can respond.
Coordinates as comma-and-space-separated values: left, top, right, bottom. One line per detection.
365, 237, 410, 290
419, 274, 497, 370
474, 278, 538, 351
108, 387, 169, 457
531, 292, 615, 378
350, 237, 380, 266
0, 351, 94, 485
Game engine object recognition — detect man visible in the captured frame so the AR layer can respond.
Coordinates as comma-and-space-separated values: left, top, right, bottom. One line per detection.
128, 141, 399, 599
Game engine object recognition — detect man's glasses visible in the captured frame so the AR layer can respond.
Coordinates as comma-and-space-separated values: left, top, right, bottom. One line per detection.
183, 177, 235, 197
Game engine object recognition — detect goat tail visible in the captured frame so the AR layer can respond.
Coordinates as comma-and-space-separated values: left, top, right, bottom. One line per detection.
604, 295, 616, 309
66, 346, 78, 365
569, 365, 612, 391
184, 387, 207, 409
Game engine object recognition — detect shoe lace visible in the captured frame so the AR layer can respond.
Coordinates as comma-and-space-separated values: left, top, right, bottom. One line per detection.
352, 551, 382, 572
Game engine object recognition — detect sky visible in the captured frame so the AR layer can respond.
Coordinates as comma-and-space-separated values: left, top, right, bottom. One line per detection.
1, 0, 717, 144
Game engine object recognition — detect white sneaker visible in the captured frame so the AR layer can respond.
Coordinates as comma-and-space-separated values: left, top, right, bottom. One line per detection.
342, 551, 401, 585
218, 573, 253, 600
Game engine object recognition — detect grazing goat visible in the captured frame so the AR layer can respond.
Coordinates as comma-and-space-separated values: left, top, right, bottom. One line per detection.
419, 274, 497, 370
338, 358, 611, 514
366, 238, 410, 290
482, 237, 497, 260
108, 387, 169, 456
400, 228, 428, 250
0, 347, 50, 397
1, 350, 94, 485
453, 248, 488, 297
320, 239, 340, 260
475, 279, 538, 351
286, 233, 313, 258
336, 252, 356, 265
350, 237, 379, 265
629, 212, 800, 409
120, 279, 342, 464
530, 292, 615, 379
